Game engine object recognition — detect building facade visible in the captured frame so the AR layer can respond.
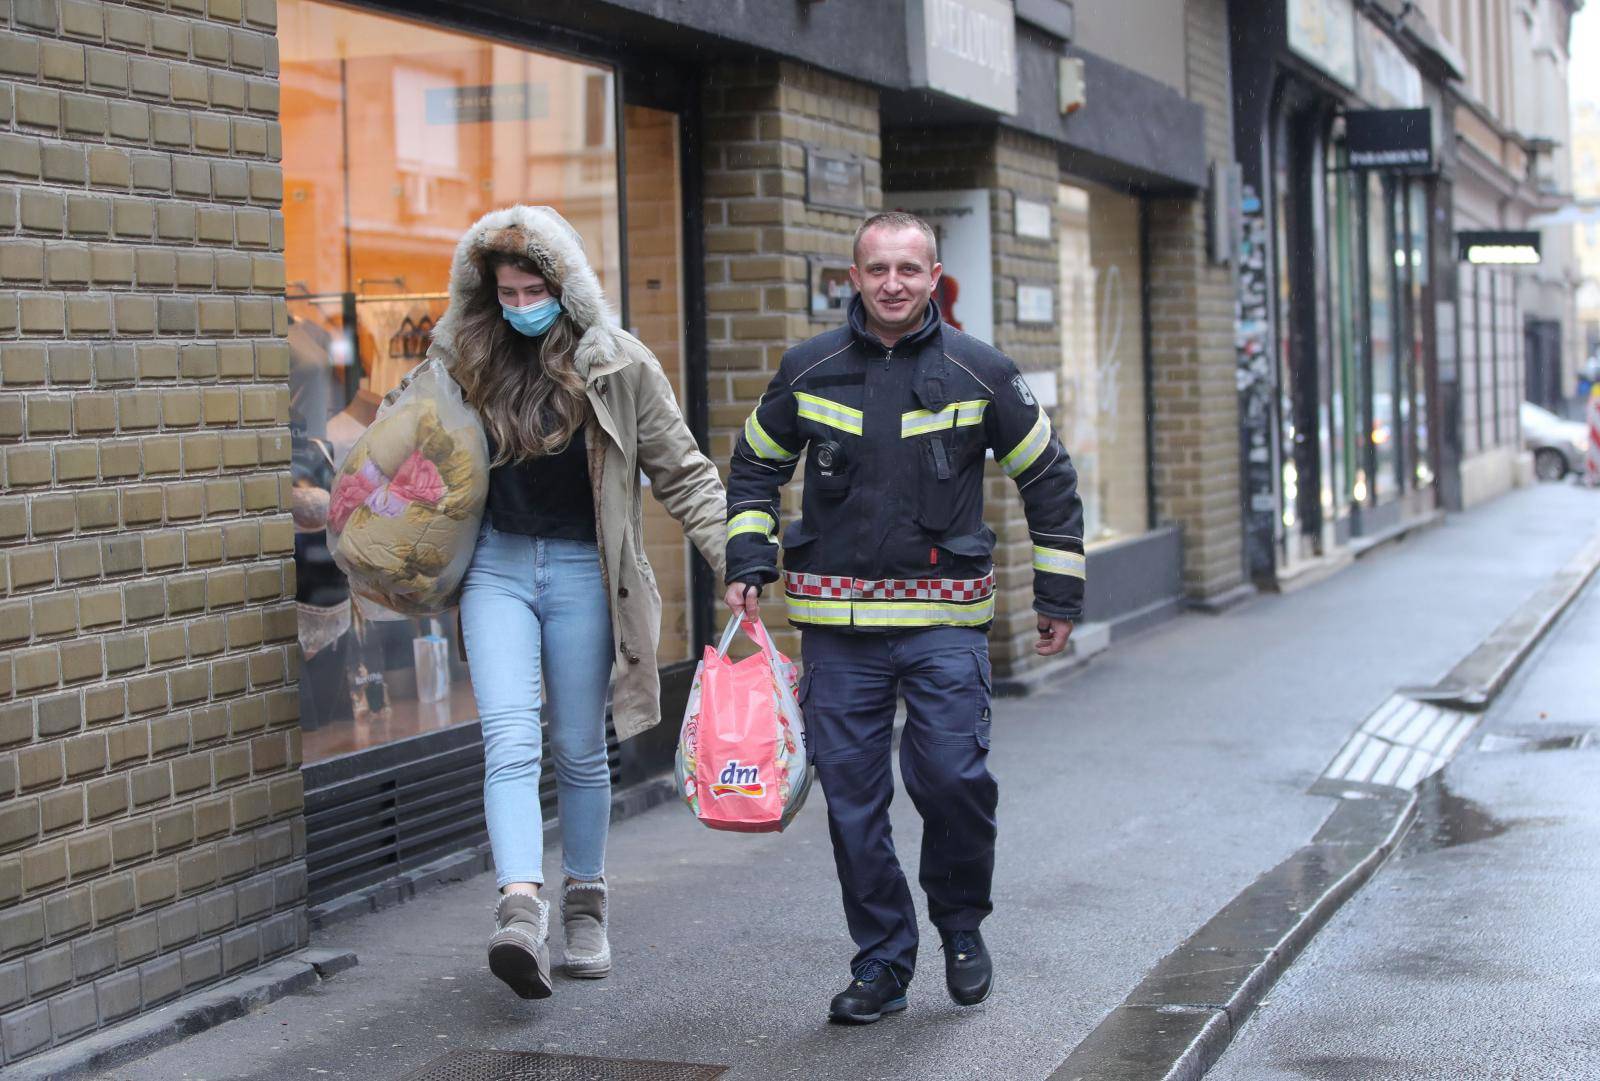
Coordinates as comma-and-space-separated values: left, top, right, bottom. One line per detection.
0, 0, 306, 1064
1225, 0, 1577, 585
1229, 0, 1465, 585
0, 0, 1250, 1064
1428, 0, 1579, 506
1571, 97, 1600, 389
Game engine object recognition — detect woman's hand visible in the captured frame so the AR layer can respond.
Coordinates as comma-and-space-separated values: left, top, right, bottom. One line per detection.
724, 582, 761, 622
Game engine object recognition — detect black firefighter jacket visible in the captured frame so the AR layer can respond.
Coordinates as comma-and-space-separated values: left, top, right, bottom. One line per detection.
725, 296, 1085, 631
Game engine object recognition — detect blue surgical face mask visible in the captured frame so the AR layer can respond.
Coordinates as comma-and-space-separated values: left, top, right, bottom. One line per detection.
501, 296, 562, 337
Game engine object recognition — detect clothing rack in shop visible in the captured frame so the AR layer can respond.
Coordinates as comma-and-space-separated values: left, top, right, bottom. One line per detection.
285, 288, 452, 394
287, 288, 362, 397
354, 292, 451, 304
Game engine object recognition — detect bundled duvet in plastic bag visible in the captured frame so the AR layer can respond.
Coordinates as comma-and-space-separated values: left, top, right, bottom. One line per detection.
675, 615, 812, 833
326, 359, 488, 616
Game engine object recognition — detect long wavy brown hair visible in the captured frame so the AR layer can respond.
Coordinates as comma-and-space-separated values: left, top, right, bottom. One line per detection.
450, 251, 589, 465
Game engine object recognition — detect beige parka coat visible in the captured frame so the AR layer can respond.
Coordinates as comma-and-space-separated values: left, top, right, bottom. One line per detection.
427, 205, 728, 741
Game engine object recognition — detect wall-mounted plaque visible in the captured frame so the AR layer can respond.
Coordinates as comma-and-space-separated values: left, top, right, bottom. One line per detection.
1014, 197, 1052, 241
1017, 283, 1054, 325
811, 260, 856, 320
805, 149, 867, 212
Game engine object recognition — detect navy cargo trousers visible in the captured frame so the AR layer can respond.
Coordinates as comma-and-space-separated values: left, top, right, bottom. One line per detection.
799, 625, 998, 985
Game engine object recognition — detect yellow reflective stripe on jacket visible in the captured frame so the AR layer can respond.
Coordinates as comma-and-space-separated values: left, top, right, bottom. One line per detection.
728, 510, 776, 542
794, 392, 864, 436
999, 408, 1050, 477
783, 594, 996, 628
850, 596, 997, 627
900, 400, 989, 438
743, 412, 797, 461
783, 594, 853, 626
1032, 545, 1086, 579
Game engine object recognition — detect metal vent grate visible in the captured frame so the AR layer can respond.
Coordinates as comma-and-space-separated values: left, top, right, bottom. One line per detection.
397, 1049, 727, 1081
306, 718, 622, 906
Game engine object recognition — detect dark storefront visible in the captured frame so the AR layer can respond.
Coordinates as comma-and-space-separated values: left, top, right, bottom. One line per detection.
1230, 0, 1461, 583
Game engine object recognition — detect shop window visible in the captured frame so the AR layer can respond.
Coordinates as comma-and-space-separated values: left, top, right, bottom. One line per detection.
1057, 182, 1149, 546
1366, 172, 1399, 503
280, 0, 623, 762
1407, 182, 1431, 488
1326, 134, 1362, 514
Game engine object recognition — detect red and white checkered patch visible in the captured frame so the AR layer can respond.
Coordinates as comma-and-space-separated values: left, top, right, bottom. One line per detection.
785, 572, 994, 602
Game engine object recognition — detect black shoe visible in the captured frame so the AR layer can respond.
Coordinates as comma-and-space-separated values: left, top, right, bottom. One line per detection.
828, 960, 908, 1024
940, 929, 992, 1006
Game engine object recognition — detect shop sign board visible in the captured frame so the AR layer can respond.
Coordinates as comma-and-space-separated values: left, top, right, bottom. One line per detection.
888, 189, 995, 345
1457, 231, 1541, 265
805, 149, 867, 212
1286, 0, 1357, 89
906, 0, 1018, 116
425, 82, 549, 124
1346, 108, 1432, 171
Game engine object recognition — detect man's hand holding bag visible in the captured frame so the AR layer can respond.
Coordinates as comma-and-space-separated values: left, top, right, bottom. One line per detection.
675, 614, 812, 833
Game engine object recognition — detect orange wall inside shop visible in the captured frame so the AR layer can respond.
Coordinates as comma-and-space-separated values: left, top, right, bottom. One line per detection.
277, 0, 621, 304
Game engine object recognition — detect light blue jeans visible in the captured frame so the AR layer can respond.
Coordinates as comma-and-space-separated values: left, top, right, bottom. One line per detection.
460, 526, 614, 888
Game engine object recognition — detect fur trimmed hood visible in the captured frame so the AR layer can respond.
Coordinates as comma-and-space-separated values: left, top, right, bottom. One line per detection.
429, 204, 627, 381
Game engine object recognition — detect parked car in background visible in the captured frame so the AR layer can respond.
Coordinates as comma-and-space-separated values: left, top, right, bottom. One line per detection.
1521, 401, 1589, 481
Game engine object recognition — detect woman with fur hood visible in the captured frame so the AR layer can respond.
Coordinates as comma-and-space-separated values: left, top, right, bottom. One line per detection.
429, 206, 727, 1000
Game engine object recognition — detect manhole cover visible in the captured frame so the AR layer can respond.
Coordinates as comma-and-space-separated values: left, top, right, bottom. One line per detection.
397, 1050, 728, 1081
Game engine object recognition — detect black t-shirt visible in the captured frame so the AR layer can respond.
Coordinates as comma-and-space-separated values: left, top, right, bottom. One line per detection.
485, 428, 597, 542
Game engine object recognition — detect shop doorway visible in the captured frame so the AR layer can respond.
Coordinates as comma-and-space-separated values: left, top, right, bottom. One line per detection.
1272, 99, 1328, 572
1524, 318, 1562, 412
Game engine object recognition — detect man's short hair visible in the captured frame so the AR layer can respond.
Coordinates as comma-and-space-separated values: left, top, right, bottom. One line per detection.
852, 211, 938, 266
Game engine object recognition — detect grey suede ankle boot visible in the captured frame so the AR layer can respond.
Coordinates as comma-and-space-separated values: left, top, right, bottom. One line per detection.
488, 891, 552, 999
561, 878, 611, 978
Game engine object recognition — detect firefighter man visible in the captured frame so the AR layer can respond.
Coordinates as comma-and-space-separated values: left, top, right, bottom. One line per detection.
723, 211, 1085, 1023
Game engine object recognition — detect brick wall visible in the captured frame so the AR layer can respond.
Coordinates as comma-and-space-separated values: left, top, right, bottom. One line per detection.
701, 58, 881, 657
883, 126, 1061, 678
1146, 0, 1245, 601
0, 0, 304, 1065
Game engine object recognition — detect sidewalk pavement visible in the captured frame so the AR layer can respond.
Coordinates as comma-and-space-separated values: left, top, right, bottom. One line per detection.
76, 483, 1600, 1081
1208, 568, 1600, 1080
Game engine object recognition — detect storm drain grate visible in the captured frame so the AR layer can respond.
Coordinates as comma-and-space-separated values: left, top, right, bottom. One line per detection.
397, 1050, 728, 1081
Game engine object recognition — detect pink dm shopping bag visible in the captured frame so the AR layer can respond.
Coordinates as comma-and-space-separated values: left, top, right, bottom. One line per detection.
674, 614, 811, 833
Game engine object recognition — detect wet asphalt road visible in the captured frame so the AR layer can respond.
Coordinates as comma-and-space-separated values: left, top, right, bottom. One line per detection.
1209, 565, 1600, 1081
81, 484, 1600, 1081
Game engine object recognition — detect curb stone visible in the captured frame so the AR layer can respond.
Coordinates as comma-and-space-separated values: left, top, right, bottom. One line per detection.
5, 949, 358, 1081
1048, 528, 1600, 1081
1405, 531, 1600, 710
